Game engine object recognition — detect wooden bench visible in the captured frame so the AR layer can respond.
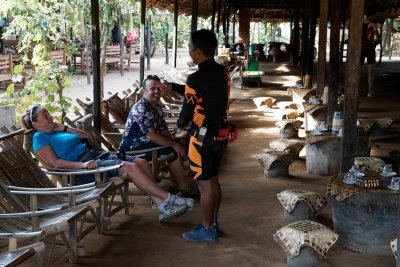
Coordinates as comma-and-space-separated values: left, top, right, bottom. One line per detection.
0, 54, 13, 87
49, 50, 67, 65
105, 45, 121, 71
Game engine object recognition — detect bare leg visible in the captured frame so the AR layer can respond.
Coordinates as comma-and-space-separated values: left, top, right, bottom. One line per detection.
368, 63, 375, 94
169, 158, 189, 191
198, 179, 215, 230
211, 177, 221, 223
132, 157, 154, 182
119, 162, 167, 206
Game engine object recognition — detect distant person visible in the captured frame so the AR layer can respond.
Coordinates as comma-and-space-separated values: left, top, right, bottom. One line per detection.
231, 37, 245, 54
361, 13, 381, 97
111, 25, 120, 45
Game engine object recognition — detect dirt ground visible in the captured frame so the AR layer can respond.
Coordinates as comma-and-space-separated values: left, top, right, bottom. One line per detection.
56, 53, 400, 267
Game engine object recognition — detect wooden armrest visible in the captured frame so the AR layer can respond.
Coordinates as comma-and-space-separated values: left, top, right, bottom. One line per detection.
125, 145, 171, 155
0, 208, 62, 218
7, 182, 96, 191
42, 164, 122, 176
9, 186, 97, 195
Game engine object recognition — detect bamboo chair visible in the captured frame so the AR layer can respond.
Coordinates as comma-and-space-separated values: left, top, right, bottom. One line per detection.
102, 92, 129, 126
7, 126, 131, 220
74, 113, 175, 178
0, 242, 44, 267
0, 183, 96, 265
0, 130, 116, 246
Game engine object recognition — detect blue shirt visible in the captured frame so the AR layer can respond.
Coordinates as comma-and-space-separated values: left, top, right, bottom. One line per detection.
33, 131, 87, 161
120, 97, 167, 151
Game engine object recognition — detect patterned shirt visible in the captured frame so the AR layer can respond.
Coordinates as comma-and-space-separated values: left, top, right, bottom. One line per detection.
119, 97, 167, 151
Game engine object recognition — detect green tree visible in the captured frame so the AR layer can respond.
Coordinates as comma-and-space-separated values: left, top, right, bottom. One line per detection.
0, 0, 76, 122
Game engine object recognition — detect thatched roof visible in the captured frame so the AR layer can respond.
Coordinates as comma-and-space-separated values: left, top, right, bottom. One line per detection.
146, 0, 400, 20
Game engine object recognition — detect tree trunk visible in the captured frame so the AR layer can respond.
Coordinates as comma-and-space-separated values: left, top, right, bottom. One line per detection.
84, 20, 91, 85
100, 23, 109, 98
117, 10, 124, 76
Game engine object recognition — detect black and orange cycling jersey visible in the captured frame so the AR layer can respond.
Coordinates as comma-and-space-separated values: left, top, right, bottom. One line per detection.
178, 58, 230, 137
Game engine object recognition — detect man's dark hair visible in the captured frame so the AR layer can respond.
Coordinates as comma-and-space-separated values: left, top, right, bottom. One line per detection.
190, 29, 218, 57
142, 74, 161, 89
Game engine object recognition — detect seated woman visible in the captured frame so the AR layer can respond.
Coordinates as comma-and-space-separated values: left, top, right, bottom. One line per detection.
22, 105, 194, 223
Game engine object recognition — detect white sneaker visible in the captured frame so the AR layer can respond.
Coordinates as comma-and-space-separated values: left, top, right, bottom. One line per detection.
158, 200, 187, 222
173, 193, 195, 210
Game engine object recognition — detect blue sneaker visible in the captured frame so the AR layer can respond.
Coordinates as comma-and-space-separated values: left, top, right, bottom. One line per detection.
183, 224, 217, 242
212, 222, 219, 237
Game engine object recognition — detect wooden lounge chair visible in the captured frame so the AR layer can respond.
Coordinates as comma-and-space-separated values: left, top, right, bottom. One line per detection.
0, 242, 44, 267
73, 113, 174, 178
0, 54, 13, 89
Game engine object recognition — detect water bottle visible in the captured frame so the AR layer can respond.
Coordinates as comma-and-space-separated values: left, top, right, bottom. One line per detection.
332, 111, 343, 134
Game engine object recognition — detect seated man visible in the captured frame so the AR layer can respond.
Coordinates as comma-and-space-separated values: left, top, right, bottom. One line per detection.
120, 75, 198, 195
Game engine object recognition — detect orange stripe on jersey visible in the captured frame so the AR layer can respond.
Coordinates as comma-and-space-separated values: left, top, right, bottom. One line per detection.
185, 84, 196, 95
188, 136, 203, 180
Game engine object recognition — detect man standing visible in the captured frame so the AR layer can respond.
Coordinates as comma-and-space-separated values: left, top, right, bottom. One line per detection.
178, 29, 230, 242
361, 13, 381, 97
120, 75, 197, 196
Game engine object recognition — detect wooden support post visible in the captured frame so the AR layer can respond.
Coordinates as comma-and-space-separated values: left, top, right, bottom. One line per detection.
222, 4, 227, 41
317, 0, 329, 97
146, 15, 151, 70
211, 0, 217, 32
292, 9, 300, 66
301, 0, 310, 84
216, 0, 222, 35
305, 14, 317, 89
238, 9, 250, 47
91, 0, 101, 132
225, 5, 231, 45
328, 0, 342, 126
140, 0, 146, 84
191, 0, 198, 33
173, 0, 178, 68
340, 12, 347, 63
232, 9, 236, 43
341, 0, 364, 172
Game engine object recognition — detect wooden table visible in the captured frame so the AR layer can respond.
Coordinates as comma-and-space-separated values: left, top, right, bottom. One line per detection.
328, 174, 400, 255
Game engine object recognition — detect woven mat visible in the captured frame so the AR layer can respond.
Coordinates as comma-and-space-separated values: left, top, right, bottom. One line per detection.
327, 173, 398, 201
275, 120, 303, 130
277, 189, 327, 214
375, 118, 394, 130
391, 239, 397, 260
253, 97, 276, 109
273, 220, 338, 259
287, 88, 314, 99
303, 102, 325, 113
354, 157, 385, 176
306, 132, 341, 145
161, 68, 197, 85
276, 101, 302, 110
256, 151, 298, 170
269, 139, 305, 155
359, 118, 376, 133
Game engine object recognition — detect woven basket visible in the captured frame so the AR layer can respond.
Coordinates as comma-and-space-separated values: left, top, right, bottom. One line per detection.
356, 177, 380, 188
